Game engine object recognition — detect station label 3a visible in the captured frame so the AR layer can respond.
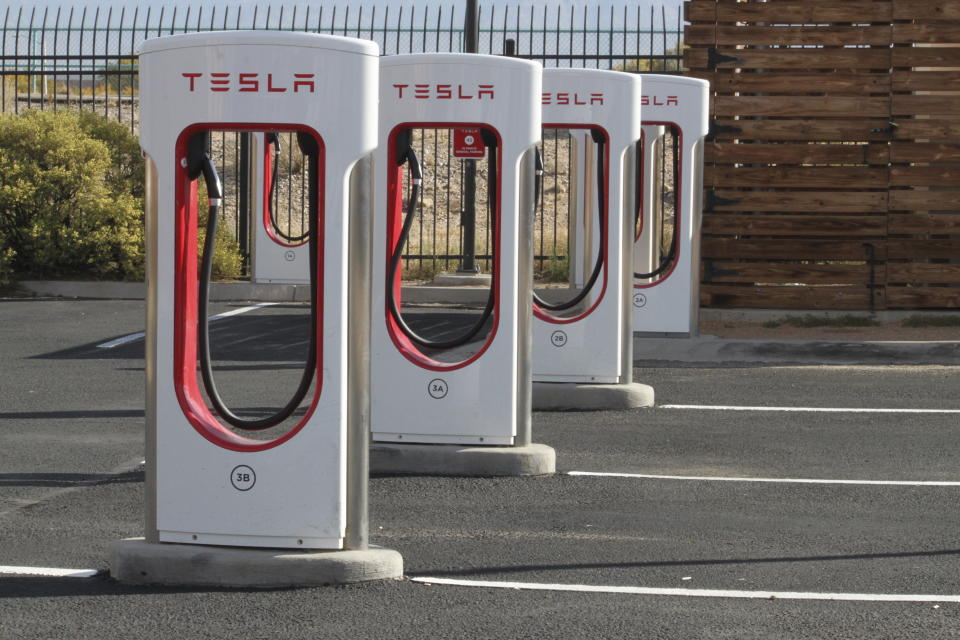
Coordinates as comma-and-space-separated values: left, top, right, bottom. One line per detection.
428, 378, 449, 399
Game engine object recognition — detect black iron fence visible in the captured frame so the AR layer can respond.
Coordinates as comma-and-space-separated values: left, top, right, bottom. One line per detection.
1, 3, 683, 277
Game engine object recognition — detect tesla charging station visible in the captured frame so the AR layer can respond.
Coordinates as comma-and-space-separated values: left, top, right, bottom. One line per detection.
250, 132, 311, 284
112, 31, 402, 587
632, 75, 709, 336
531, 68, 653, 411
369, 53, 555, 476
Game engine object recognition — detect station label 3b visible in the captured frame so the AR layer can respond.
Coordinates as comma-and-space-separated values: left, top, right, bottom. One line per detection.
230, 465, 256, 491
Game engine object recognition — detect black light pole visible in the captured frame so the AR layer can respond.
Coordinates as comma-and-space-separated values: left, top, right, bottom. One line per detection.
459, 0, 480, 274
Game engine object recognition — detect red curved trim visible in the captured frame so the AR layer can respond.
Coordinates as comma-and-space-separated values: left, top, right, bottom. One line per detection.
174, 122, 325, 452
384, 122, 502, 372
635, 121, 682, 290
262, 134, 308, 248
533, 124, 609, 326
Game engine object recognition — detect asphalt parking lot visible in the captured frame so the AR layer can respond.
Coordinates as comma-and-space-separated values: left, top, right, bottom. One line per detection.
2, 298, 959, 639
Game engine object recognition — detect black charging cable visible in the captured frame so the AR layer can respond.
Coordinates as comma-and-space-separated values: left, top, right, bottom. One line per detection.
386, 130, 497, 350
634, 131, 679, 280
265, 133, 311, 245
532, 129, 606, 313
191, 131, 318, 430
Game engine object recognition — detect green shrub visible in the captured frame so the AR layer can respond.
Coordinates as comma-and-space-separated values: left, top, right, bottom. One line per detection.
197, 221, 243, 281
75, 110, 145, 200
537, 253, 569, 283
779, 314, 879, 328
901, 314, 960, 328
0, 109, 144, 281
401, 258, 443, 282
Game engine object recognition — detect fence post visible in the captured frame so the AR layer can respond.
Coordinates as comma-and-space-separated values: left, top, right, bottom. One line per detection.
238, 132, 250, 268
458, 0, 480, 274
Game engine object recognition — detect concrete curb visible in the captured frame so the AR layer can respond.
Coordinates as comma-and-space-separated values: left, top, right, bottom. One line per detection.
370, 442, 556, 477
700, 307, 960, 324
110, 538, 403, 588
532, 382, 655, 411
20, 280, 316, 302
20, 280, 491, 304
19, 281, 582, 306
21, 280, 148, 300
430, 273, 492, 287
636, 335, 960, 366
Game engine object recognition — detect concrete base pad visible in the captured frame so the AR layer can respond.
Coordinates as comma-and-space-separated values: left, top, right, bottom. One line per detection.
370, 443, 556, 477
532, 381, 655, 411
431, 273, 492, 286
110, 538, 403, 588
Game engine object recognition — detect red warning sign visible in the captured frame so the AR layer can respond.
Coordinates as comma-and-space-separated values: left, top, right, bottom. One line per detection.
453, 128, 486, 158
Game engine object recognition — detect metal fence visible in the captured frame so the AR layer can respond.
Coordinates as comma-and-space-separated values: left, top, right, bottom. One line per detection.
1, 3, 683, 277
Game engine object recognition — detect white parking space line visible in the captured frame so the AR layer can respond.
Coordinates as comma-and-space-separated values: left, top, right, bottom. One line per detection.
211, 302, 280, 318
96, 302, 279, 349
0, 565, 99, 578
661, 404, 960, 414
411, 577, 960, 603
566, 471, 960, 487
95, 331, 145, 349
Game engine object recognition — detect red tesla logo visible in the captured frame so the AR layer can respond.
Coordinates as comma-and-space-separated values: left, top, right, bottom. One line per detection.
541, 92, 604, 106
392, 83, 495, 100
642, 95, 679, 106
181, 72, 316, 93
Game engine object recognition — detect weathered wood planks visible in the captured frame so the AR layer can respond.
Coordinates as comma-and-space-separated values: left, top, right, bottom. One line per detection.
686, 0, 960, 310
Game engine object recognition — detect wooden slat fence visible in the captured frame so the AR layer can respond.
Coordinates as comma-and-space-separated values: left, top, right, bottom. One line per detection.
685, 0, 960, 310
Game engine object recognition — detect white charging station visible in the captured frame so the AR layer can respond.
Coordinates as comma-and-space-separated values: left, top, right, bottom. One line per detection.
250, 132, 311, 284
113, 31, 401, 586
369, 53, 554, 476
530, 68, 653, 411
632, 75, 709, 337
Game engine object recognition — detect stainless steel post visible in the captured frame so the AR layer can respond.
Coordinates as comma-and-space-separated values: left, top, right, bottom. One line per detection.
345, 154, 373, 550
